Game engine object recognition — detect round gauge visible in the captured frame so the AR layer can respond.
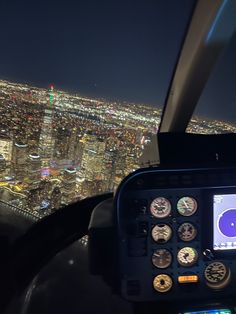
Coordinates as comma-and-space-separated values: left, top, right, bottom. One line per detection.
177, 247, 198, 267
150, 197, 171, 218
152, 249, 172, 268
152, 224, 172, 243
204, 262, 231, 289
178, 222, 197, 242
153, 274, 173, 293
177, 197, 197, 216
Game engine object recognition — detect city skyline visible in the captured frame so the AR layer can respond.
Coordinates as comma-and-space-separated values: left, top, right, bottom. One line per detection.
0, 78, 236, 220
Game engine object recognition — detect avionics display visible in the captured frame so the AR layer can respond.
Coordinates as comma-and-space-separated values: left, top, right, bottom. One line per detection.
183, 310, 231, 314
213, 194, 236, 250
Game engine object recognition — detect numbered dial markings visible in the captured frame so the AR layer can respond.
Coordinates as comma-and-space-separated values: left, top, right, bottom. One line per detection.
177, 197, 197, 216
178, 222, 197, 242
152, 224, 172, 243
150, 197, 171, 218
204, 262, 231, 289
152, 249, 172, 269
153, 274, 173, 293
177, 247, 198, 267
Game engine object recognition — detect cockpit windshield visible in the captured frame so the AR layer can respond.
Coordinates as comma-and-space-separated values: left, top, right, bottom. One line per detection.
0, 0, 195, 219
188, 30, 236, 134
188, 1, 236, 134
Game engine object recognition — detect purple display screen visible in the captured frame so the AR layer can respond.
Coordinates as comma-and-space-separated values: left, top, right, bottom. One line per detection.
213, 194, 236, 250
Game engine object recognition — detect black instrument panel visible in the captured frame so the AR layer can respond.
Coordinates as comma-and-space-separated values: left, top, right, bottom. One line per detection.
115, 167, 236, 302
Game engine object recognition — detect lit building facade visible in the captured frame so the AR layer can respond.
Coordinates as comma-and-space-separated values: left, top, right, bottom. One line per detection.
50, 186, 62, 210
12, 142, 28, 180
81, 135, 105, 182
53, 127, 71, 159
27, 153, 41, 186
39, 108, 54, 160
0, 136, 13, 162
0, 154, 6, 175
61, 167, 77, 204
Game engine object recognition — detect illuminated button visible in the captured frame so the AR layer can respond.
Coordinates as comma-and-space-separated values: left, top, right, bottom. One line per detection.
178, 275, 199, 284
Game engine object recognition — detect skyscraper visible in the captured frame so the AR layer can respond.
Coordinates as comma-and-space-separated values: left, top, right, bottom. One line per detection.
81, 134, 105, 182
61, 167, 77, 204
0, 136, 13, 162
39, 86, 55, 162
39, 108, 54, 161
27, 153, 41, 186
12, 142, 28, 180
53, 127, 71, 160
50, 186, 62, 210
0, 154, 6, 173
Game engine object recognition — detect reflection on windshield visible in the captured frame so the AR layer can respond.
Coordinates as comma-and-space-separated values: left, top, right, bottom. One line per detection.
0, 79, 161, 218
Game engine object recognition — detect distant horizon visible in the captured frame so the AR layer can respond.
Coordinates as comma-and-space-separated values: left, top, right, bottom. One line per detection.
1, 77, 236, 127
0, 77, 163, 108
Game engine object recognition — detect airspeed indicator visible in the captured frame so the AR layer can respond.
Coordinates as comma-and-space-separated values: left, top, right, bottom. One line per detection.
177, 197, 197, 216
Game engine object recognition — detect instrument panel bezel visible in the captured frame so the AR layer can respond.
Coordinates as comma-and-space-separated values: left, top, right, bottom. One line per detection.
115, 166, 236, 303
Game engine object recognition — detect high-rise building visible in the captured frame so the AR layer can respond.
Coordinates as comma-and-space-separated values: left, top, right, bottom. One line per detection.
38, 179, 53, 201
61, 167, 77, 204
0, 136, 13, 162
26, 188, 40, 211
27, 153, 41, 186
81, 135, 105, 182
50, 186, 62, 210
39, 108, 54, 161
74, 136, 85, 167
0, 154, 6, 170
80, 179, 104, 197
53, 127, 71, 159
102, 149, 117, 191
0, 154, 6, 174
12, 142, 28, 180
67, 128, 77, 161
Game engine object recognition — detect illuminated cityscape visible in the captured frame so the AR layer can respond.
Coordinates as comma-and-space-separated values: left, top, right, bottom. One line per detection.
0, 79, 236, 219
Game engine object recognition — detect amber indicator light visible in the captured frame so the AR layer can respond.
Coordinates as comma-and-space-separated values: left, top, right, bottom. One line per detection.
178, 275, 199, 283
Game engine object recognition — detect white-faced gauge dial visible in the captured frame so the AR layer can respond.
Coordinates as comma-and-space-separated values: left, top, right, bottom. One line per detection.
177, 247, 198, 267
150, 197, 171, 218
153, 274, 173, 293
177, 197, 197, 216
204, 262, 231, 289
152, 249, 172, 268
152, 224, 172, 243
178, 222, 197, 242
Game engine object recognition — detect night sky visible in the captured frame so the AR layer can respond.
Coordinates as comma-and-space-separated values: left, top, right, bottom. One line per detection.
0, 0, 235, 122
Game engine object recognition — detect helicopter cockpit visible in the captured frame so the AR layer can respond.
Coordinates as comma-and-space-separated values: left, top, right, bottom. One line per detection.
0, 0, 236, 314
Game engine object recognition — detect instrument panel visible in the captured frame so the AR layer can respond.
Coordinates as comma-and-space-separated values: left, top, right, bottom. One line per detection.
115, 167, 236, 302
